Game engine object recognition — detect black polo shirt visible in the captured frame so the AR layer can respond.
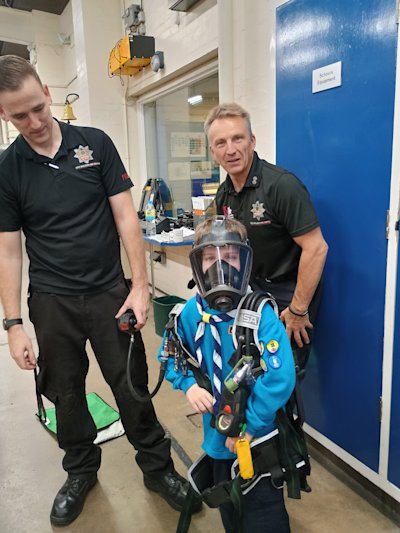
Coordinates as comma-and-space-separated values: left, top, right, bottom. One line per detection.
215, 152, 320, 281
0, 120, 133, 293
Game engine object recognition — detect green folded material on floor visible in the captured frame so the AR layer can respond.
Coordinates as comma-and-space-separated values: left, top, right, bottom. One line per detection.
36, 392, 125, 444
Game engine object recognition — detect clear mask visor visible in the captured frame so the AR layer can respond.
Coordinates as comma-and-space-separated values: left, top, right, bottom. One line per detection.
190, 243, 253, 310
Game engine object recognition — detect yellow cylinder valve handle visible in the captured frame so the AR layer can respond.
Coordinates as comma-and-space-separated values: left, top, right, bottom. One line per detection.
236, 425, 254, 480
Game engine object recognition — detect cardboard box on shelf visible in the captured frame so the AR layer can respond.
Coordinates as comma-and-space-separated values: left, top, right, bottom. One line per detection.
191, 196, 216, 228
191, 195, 214, 211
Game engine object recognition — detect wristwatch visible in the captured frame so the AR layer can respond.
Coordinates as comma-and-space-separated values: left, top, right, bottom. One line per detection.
2, 318, 23, 331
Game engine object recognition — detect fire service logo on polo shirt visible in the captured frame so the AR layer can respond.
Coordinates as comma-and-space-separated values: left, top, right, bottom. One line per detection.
74, 145, 100, 169
250, 200, 265, 221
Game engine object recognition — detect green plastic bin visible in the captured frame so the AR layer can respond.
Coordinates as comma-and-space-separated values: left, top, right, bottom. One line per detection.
153, 295, 186, 337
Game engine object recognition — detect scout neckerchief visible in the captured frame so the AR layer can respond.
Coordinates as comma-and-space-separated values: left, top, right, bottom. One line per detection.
194, 293, 234, 414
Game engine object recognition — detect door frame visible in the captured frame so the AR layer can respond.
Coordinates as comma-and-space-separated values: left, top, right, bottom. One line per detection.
379, 8, 400, 487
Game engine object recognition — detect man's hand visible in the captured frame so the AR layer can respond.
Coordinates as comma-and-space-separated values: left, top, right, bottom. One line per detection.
7, 326, 36, 370
186, 384, 214, 414
115, 285, 150, 330
280, 307, 313, 348
225, 432, 253, 454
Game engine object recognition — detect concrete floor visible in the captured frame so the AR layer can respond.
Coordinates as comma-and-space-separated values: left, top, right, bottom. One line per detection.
0, 284, 399, 532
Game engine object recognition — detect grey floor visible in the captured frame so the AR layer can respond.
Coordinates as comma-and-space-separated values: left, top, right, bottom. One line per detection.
0, 276, 399, 532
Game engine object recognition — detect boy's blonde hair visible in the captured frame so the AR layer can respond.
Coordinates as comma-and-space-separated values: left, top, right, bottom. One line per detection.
194, 217, 247, 245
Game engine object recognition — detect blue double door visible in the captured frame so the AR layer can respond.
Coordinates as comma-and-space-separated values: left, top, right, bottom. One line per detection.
276, 0, 399, 485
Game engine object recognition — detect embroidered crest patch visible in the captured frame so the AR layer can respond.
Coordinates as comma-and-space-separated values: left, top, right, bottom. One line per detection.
74, 145, 94, 164
250, 200, 265, 221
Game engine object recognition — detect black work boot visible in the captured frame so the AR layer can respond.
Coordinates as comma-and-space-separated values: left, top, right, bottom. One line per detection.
50, 474, 98, 526
144, 470, 202, 513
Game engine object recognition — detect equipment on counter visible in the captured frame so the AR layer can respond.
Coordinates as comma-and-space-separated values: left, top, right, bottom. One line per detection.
138, 178, 173, 220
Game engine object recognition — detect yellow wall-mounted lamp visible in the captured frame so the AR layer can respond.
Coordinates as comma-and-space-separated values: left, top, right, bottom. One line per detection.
62, 93, 79, 123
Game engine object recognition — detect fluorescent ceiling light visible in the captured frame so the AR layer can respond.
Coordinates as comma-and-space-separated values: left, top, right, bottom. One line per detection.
188, 94, 203, 105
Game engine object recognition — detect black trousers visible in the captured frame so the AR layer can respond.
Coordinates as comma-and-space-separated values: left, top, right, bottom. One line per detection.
213, 459, 290, 533
252, 277, 322, 371
29, 279, 173, 478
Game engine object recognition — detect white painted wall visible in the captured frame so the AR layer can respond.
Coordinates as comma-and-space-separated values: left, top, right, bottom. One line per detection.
70, 1, 127, 157
0, 6, 34, 44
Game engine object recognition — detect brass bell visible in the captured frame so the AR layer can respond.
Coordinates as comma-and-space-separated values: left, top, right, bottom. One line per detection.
61, 103, 77, 122
61, 93, 79, 123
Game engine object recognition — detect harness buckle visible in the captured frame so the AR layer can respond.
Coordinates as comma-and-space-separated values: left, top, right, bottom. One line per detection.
202, 481, 232, 508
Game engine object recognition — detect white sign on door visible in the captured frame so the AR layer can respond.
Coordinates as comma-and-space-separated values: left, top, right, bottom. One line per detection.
312, 61, 342, 93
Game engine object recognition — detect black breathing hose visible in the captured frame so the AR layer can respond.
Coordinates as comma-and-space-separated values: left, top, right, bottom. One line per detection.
126, 334, 167, 402
118, 310, 167, 403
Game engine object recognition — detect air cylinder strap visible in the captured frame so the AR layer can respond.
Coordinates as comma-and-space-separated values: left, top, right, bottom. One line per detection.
276, 408, 311, 498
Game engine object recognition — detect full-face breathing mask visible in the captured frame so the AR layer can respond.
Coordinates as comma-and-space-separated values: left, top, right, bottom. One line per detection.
190, 218, 253, 311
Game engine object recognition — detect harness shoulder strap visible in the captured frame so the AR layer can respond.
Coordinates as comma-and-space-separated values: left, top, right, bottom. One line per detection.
166, 301, 213, 395
229, 290, 277, 371
232, 290, 278, 351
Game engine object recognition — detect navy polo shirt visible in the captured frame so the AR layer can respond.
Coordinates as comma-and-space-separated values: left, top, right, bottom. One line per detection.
0, 120, 133, 293
215, 152, 320, 281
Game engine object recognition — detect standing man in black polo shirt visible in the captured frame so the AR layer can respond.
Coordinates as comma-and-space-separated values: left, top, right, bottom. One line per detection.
205, 103, 328, 370
0, 55, 200, 527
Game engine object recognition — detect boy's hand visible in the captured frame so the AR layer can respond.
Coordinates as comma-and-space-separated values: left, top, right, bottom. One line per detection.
225, 433, 253, 454
186, 384, 214, 414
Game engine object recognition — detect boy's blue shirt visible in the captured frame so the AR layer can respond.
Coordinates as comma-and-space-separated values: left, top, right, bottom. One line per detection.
158, 294, 296, 460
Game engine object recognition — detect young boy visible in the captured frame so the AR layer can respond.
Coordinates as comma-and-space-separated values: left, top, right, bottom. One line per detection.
159, 217, 296, 532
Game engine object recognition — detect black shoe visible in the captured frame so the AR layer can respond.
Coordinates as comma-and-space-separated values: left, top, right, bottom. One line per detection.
50, 475, 97, 527
144, 470, 202, 513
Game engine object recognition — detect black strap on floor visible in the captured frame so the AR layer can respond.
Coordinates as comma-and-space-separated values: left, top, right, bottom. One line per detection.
176, 485, 199, 533
34, 368, 47, 425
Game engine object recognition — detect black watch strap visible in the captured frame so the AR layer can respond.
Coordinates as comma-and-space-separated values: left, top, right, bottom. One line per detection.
3, 318, 23, 331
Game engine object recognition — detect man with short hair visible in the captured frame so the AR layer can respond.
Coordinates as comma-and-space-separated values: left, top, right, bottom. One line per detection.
205, 102, 328, 370
0, 54, 199, 527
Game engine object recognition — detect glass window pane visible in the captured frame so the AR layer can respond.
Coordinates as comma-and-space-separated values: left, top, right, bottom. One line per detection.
143, 73, 219, 219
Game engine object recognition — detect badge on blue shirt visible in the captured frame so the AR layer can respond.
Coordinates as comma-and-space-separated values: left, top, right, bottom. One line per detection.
268, 355, 282, 369
266, 340, 279, 354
